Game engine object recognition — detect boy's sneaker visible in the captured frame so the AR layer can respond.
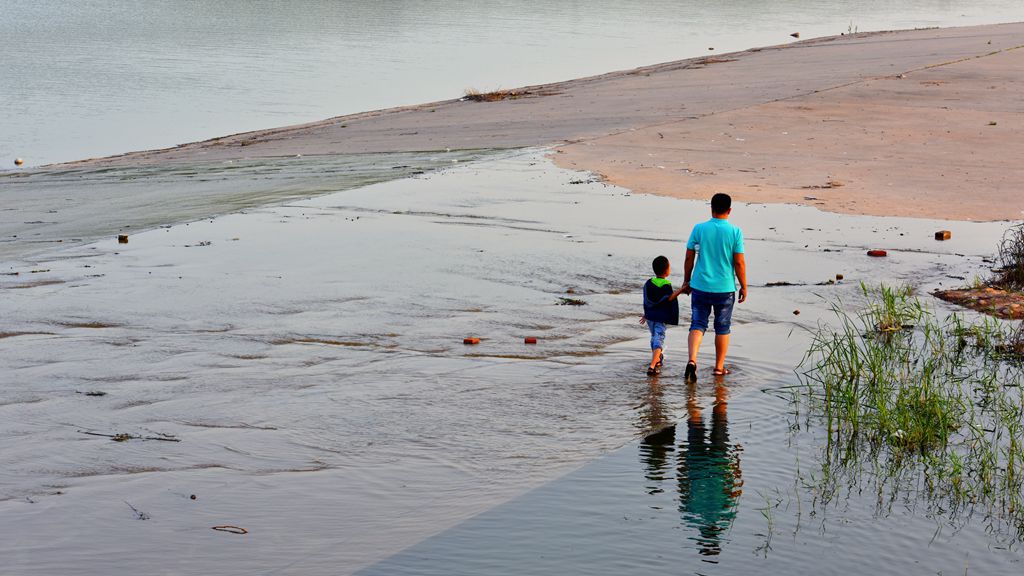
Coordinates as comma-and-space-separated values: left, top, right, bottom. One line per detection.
646, 363, 661, 376
684, 361, 697, 382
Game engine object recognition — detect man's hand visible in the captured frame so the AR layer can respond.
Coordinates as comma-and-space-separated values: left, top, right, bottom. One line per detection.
681, 282, 692, 296
738, 287, 747, 303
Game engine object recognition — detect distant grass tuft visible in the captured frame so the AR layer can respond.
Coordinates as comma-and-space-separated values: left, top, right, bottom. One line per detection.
463, 87, 520, 102
996, 222, 1024, 290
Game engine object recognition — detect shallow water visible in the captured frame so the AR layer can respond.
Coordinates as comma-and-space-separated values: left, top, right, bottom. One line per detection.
360, 385, 1024, 575
4, 0, 1024, 166
0, 149, 495, 262
0, 151, 1016, 574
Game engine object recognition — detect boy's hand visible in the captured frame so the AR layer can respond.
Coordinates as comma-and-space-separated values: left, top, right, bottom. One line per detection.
681, 282, 692, 295
639, 315, 647, 325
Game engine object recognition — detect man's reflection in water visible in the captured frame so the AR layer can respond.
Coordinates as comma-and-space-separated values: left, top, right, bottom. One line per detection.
639, 379, 743, 559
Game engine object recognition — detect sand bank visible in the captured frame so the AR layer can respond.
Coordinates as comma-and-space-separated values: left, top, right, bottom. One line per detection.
54, 23, 1024, 221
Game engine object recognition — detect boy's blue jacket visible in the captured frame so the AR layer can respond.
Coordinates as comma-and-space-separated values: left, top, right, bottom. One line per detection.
644, 277, 679, 325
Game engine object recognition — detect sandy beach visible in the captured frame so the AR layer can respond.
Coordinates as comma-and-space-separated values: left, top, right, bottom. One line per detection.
54, 23, 1024, 221
3, 22, 1024, 576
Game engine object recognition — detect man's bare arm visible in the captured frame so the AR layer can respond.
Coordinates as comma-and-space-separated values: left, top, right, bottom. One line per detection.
683, 249, 696, 294
734, 253, 747, 303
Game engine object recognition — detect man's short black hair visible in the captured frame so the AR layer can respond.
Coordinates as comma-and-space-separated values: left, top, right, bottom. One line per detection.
711, 193, 732, 214
652, 255, 669, 276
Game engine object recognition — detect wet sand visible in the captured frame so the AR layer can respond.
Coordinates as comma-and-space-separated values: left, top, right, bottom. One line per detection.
48, 22, 1024, 221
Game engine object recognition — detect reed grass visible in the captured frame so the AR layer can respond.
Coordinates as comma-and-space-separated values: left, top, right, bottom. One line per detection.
995, 222, 1024, 290
797, 284, 1024, 539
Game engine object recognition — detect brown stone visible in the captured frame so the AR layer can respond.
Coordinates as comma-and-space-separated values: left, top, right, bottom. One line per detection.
793, 310, 801, 315
935, 230, 952, 240
117, 234, 129, 244
524, 337, 538, 344
867, 250, 887, 257
835, 273, 844, 280
463, 337, 480, 345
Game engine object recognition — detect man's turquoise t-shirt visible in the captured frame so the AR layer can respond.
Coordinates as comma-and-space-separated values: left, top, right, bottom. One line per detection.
686, 217, 744, 293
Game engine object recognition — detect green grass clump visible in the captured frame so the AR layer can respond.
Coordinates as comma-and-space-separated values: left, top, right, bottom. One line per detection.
798, 284, 1024, 539
802, 282, 961, 450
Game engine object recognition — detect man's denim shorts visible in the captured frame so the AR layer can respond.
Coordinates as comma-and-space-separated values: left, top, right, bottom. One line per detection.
648, 321, 667, 350
689, 289, 735, 335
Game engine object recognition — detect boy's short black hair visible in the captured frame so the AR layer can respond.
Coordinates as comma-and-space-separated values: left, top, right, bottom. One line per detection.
652, 255, 670, 276
711, 193, 732, 214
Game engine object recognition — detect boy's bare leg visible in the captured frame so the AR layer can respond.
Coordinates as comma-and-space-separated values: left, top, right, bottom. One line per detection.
687, 329, 703, 364
649, 348, 663, 369
714, 334, 730, 372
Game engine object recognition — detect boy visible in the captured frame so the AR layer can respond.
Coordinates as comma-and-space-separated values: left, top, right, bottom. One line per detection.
680, 193, 747, 380
641, 255, 686, 376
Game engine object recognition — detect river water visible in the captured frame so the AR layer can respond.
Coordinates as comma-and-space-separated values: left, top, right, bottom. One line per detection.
3, 0, 1024, 166
1, 150, 1017, 574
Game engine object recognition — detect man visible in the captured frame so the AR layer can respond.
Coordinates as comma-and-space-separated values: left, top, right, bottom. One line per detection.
681, 193, 747, 380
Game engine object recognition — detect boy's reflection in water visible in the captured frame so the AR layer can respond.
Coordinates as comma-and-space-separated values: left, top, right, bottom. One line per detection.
639, 378, 743, 559
638, 378, 674, 494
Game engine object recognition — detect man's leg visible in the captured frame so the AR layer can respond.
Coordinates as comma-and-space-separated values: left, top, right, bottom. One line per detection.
714, 333, 730, 372
688, 290, 711, 366
688, 329, 703, 364
711, 292, 736, 373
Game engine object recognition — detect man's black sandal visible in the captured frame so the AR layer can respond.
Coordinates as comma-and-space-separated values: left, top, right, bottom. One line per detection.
684, 361, 697, 382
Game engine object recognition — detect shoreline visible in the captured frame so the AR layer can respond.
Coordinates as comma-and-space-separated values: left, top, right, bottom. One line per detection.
37, 22, 1024, 222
